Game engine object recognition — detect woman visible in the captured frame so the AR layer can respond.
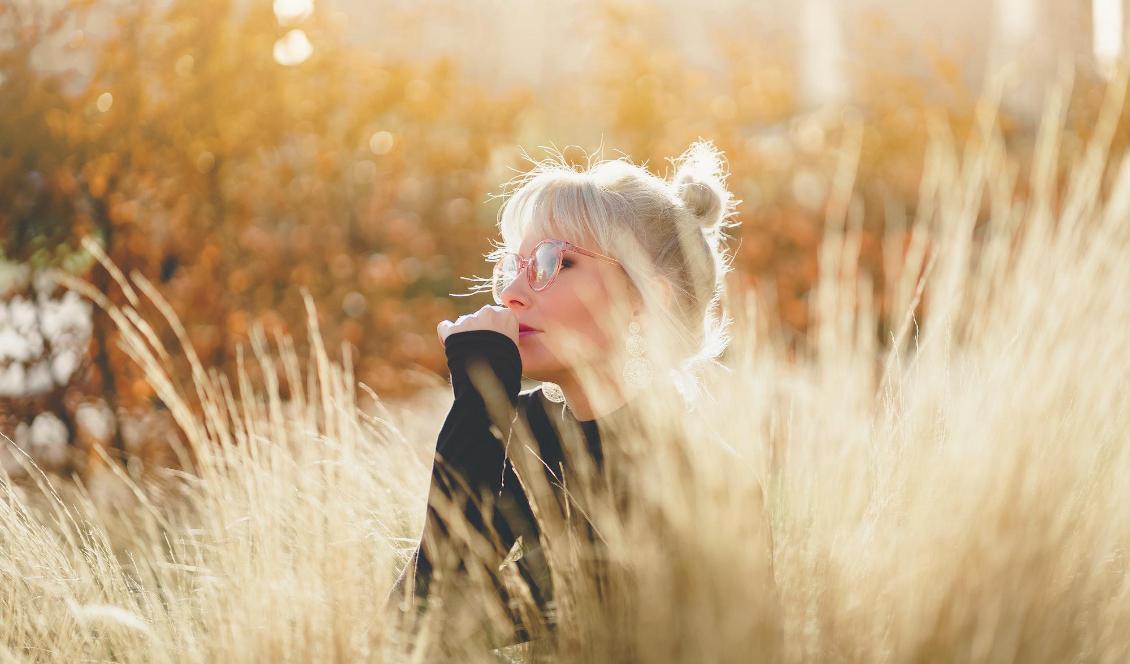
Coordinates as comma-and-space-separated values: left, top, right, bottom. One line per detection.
399, 140, 738, 644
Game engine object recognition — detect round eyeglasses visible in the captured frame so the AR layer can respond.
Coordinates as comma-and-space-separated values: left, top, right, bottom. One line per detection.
491, 239, 623, 304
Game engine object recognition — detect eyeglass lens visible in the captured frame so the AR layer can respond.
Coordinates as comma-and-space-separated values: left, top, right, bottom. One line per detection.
492, 242, 564, 302
532, 242, 563, 288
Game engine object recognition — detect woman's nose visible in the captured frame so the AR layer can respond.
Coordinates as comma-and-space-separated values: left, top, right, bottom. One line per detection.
500, 274, 531, 309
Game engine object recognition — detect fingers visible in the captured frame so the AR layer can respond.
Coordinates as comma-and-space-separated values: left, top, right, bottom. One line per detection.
436, 305, 517, 346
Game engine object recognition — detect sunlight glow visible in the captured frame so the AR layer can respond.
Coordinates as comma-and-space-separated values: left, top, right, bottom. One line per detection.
273, 29, 313, 67
1094, 0, 1124, 79
799, 0, 848, 107
995, 0, 1035, 46
273, 0, 314, 25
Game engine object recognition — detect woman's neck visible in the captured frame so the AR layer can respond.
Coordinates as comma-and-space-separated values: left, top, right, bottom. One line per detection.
555, 370, 632, 422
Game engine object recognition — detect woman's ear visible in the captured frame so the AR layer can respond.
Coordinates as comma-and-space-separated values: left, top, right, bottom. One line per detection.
652, 277, 674, 309
625, 274, 673, 317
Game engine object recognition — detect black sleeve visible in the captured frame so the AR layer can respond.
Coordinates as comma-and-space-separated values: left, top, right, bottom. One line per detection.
435, 330, 523, 469
393, 330, 524, 606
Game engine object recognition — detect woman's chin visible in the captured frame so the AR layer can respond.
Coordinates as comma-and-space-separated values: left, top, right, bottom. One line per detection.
519, 355, 547, 376
518, 350, 564, 380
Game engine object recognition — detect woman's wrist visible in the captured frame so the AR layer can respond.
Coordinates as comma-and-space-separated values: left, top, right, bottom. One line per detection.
443, 330, 523, 402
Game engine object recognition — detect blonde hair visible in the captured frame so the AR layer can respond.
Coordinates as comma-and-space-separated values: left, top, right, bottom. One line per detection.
472, 140, 740, 402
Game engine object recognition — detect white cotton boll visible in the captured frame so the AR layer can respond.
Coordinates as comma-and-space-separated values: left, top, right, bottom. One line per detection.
26, 329, 44, 358
0, 363, 26, 397
30, 412, 69, 469
42, 291, 93, 341
51, 348, 79, 384
40, 297, 63, 338
25, 329, 44, 359
8, 297, 37, 331
76, 401, 115, 445
34, 436, 69, 469
0, 302, 8, 326
30, 412, 67, 447
0, 327, 36, 362
71, 292, 94, 338
24, 360, 55, 394
12, 422, 30, 450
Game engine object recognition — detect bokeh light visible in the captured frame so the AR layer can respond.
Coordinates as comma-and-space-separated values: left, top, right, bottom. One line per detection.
273, 29, 313, 66
368, 131, 395, 156
273, 0, 314, 25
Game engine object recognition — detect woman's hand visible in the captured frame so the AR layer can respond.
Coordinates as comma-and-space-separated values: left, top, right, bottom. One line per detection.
436, 305, 519, 346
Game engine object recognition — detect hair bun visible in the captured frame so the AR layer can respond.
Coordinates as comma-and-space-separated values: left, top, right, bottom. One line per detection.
676, 181, 724, 229
671, 140, 731, 231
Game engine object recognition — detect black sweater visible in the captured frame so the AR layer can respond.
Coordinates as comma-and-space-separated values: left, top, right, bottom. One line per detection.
406, 329, 636, 625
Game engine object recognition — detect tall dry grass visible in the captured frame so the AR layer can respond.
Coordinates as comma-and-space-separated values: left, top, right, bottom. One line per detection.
4, 72, 1130, 662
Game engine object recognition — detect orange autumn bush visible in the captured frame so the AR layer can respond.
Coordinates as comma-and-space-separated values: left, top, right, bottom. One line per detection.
1, 0, 1124, 473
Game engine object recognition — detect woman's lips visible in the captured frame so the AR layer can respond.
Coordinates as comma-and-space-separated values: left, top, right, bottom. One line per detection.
518, 324, 540, 339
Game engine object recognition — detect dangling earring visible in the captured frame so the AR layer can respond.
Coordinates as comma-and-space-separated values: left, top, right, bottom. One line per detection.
623, 318, 652, 390
542, 381, 566, 403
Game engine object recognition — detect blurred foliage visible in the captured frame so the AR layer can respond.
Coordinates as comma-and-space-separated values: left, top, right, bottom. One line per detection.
0, 0, 1123, 471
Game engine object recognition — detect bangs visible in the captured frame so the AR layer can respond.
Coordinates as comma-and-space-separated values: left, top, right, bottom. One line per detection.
493, 175, 606, 261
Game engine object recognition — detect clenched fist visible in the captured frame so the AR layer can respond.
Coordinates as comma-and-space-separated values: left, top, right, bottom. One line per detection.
436, 305, 519, 346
